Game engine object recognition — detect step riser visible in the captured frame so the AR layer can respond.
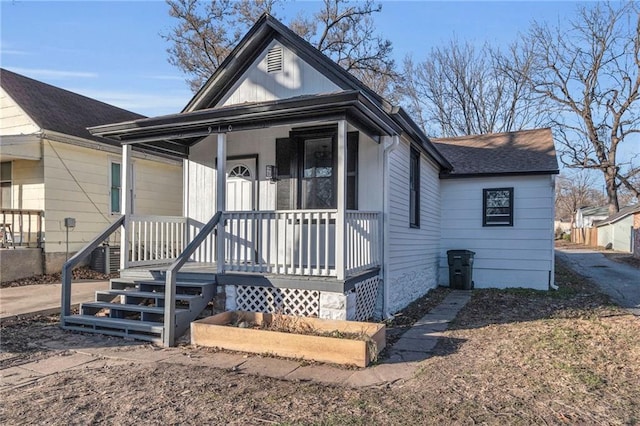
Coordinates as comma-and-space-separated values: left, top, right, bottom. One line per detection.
67, 276, 217, 345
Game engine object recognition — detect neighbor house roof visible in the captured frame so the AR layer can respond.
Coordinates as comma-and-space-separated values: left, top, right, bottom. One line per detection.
594, 204, 640, 226
579, 206, 610, 217
432, 128, 559, 178
0, 68, 144, 146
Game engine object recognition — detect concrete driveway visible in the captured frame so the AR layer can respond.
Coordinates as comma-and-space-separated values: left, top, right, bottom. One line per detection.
556, 247, 640, 316
0, 280, 109, 319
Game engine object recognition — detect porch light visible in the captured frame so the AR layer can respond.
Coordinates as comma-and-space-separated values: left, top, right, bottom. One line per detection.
266, 165, 277, 182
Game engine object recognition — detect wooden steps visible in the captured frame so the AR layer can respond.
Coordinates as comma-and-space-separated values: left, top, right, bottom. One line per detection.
62, 273, 217, 343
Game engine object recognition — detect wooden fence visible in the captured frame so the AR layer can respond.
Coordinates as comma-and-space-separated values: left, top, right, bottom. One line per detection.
571, 227, 598, 247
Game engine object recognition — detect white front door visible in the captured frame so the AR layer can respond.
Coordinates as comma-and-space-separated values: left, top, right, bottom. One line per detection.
225, 158, 257, 266
226, 159, 255, 211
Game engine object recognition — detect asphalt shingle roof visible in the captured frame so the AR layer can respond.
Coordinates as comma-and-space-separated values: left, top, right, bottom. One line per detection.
432, 128, 559, 177
595, 204, 640, 226
1, 68, 144, 145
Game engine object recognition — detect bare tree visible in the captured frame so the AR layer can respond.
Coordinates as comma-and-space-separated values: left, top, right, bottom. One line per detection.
398, 40, 545, 137
555, 172, 606, 223
163, 0, 396, 95
523, 1, 640, 215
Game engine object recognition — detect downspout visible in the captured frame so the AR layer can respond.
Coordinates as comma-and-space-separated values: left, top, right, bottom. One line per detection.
382, 134, 400, 318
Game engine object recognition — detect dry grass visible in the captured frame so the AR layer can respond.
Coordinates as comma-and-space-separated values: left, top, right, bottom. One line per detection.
1, 258, 638, 425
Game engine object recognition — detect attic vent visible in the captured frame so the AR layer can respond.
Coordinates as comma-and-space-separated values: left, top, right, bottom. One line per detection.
266, 46, 283, 73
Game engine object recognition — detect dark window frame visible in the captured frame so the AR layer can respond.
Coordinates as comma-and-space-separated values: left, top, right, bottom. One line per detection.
409, 147, 420, 228
110, 161, 121, 214
276, 126, 358, 211
0, 161, 12, 209
293, 127, 338, 210
483, 187, 514, 227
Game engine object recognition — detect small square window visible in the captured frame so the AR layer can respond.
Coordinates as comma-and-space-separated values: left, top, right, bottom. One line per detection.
483, 187, 513, 226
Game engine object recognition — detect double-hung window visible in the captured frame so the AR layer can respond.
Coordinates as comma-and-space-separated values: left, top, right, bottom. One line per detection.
483, 187, 514, 226
409, 147, 420, 228
0, 161, 12, 209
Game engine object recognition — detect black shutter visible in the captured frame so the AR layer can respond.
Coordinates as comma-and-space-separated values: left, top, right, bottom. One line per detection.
347, 132, 358, 210
276, 137, 295, 209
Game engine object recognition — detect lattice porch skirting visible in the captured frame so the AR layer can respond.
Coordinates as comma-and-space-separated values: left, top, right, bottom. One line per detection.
227, 275, 380, 321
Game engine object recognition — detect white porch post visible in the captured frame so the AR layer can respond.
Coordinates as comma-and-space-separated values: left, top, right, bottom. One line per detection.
336, 120, 347, 280
216, 133, 227, 274
120, 144, 132, 270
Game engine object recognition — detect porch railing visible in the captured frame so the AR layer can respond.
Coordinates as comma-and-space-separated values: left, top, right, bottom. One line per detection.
222, 210, 381, 277
1, 209, 44, 248
223, 210, 338, 276
123, 210, 381, 278
127, 215, 187, 267
345, 211, 381, 276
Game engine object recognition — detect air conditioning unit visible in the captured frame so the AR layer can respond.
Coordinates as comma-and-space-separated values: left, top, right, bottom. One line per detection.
90, 245, 120, 274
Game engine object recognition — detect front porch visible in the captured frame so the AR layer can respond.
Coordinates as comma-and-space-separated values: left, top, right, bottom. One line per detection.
62, 88, 397, 346
61, 208, 381, 346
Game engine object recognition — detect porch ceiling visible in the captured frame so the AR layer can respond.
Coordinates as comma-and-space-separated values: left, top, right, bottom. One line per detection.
88, 91, 402, 158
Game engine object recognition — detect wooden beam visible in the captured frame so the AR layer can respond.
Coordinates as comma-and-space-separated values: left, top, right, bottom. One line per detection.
216, 133, 227, 274
120, 144, 132, 270
336, 120, 347, 280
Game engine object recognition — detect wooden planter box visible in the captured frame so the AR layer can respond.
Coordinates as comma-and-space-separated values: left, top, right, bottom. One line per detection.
191, 311, 386, 367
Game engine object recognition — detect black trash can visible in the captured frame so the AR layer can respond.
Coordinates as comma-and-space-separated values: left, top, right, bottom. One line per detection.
447, 250, 475, 290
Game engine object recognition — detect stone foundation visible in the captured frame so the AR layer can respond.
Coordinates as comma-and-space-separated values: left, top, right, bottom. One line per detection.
387, 263, 438, 314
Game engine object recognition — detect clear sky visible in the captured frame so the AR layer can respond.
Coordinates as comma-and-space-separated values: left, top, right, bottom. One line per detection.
1, 0, 583, 117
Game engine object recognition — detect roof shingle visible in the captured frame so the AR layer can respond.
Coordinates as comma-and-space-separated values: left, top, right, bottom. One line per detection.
432, 128, 559, 177
1, 68, 144, 146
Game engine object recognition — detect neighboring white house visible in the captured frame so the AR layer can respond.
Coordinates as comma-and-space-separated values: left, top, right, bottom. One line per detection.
60, 15, 559, 345
0, 68, 183, 278
575, 206, 609, 229
595, 204, 640, 253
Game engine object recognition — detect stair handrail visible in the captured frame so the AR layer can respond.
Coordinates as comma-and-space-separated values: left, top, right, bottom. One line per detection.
61, 215, 125, 321
163, 211, 222, 347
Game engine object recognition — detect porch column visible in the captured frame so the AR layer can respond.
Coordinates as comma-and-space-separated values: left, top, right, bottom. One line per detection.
120, 144, 132, 270
216, 133, 227, 274
336, 120, 347, 280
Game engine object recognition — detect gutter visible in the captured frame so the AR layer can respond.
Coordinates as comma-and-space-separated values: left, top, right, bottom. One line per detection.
382, 134, 400, 318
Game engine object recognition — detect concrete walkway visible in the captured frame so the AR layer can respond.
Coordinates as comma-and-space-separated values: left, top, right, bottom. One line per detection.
0, 281, 110, 318
556, 247, 640, 316
0, 288, 471, 390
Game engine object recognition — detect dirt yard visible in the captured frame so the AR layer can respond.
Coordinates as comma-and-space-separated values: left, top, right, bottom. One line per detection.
1, 259, 638, 425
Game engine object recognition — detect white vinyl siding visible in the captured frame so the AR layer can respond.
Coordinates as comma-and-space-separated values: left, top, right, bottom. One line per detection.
219, 40, 341, 107
597, 215, 634, 253
440, 175, 555, 290
386, 138, 441, 313
0, 88, 40, 136
10, 159, 44, 211
42, 140, 182, 253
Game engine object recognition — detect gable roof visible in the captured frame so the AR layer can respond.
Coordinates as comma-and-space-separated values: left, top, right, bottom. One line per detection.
1, 68, 144, 146
579, 206, 610, 217
432, 128, 559, 178
90, 14, 452, 169
183, 13, 390, 113
595, 204, 640, 226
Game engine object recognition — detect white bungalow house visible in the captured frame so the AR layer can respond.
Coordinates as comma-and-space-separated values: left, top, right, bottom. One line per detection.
0, 69, 183, 280
60, 14, 558, 346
